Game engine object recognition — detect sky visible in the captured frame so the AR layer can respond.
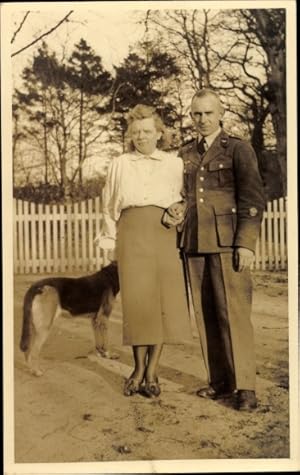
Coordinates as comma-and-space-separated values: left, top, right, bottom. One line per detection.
10, 7, 146, 85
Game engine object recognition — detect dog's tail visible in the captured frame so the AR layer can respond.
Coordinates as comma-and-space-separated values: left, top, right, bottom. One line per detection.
20, 285, 40, 352
102, 287, 115, 317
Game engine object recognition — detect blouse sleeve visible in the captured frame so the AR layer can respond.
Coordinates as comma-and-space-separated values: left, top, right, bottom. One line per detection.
94, 157, 123, 249
177, 155, 185, 199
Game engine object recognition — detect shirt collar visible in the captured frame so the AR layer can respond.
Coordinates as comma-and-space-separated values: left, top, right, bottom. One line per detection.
199, 127, 222, 148
129, 149, 163, 161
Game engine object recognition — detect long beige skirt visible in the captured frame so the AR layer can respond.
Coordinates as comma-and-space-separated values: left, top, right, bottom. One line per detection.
116, 206, 192, 345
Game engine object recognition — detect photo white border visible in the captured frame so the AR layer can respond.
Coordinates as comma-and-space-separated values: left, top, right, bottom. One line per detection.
2, 1, 299, 473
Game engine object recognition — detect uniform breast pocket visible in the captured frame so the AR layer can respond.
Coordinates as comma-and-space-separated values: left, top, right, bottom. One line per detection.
208, 157, 234, 187
214, 206, 237, 247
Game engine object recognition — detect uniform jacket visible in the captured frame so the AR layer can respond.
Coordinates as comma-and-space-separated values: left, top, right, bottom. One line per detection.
178, 130, 265, 253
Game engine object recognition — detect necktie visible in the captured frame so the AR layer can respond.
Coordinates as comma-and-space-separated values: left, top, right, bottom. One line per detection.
197, 137, 207, 155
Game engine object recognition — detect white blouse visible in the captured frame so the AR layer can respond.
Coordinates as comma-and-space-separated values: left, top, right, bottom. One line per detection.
96, 149, 184, 249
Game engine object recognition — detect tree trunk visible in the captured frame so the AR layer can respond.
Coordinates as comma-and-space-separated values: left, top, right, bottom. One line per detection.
251, 120, 264, 167
78, 88, 84, 184
267, 64, 287, 196
12, 116, 19, 164
43, 120, 49, 184
57, 94, 69, 199
251, 9, 287, 196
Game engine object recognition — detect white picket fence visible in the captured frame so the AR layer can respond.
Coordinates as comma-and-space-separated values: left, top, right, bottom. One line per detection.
254, 197, 287, 271
13, 197, 107, 274
13, 197, 288, 274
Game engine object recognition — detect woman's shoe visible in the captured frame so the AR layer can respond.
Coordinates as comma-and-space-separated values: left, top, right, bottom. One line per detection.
144, 379, 161, 398
123, 377, 142, 396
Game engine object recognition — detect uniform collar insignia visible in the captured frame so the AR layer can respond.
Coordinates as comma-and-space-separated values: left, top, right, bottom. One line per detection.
220, 136, 229, 148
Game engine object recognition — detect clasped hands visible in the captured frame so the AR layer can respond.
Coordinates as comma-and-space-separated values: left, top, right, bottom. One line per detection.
162, 201, 187, 227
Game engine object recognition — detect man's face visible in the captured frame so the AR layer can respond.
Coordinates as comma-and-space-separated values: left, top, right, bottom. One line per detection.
190, 95, 224, 137
130, 117, 161, 155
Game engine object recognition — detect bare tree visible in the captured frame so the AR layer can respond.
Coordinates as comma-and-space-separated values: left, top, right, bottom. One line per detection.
144, 8, 286, 196
11, 11, 30, 44
11, 11, 74, 57
145, 9, 216, 89
14, 41, 112, 197
241, 9, 286, 194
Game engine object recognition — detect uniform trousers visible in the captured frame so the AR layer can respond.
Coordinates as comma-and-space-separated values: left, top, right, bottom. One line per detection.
186, 252, 256, 390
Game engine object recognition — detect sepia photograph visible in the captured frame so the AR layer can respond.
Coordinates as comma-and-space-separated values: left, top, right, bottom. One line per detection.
2, 1, 298, 473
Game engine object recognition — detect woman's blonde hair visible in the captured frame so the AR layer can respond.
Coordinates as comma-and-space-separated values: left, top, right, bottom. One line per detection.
125, 104, 170, 151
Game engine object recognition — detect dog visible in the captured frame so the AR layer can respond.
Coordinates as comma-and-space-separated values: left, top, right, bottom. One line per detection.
19, 262, 120, 376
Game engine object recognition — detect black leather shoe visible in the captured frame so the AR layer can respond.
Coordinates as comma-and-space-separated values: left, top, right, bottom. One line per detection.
144, 379, 161, 398
123, 378, 142, 396
235, 390, 257, 411
196, 382, 231, 400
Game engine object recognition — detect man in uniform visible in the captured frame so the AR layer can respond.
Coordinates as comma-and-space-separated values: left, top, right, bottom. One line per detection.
166, 89, 265, 411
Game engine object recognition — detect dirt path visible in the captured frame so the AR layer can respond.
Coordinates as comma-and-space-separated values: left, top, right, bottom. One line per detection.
12, 271, 290, 464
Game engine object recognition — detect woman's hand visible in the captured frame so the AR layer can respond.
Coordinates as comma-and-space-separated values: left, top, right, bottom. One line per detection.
107, 249, 117, 262
167, 201, 187, 220
94, 235, 116, 250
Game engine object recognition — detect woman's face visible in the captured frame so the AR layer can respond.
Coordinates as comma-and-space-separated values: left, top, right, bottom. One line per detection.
130, 117, 162, 155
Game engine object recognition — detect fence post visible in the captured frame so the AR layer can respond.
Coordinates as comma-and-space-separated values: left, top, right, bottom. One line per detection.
74, 202, 79, 271
95, 196, 102, 269
88, 198, 94, 272
279, 197, 286, 270
13, 199, 18, 274
66, 202, 73, 273
17, 200, 25, 274
30, 202, 37, 274
266, 201, 273, 270
273, 199, 279, 270
23, 201, 30, 274
37, 203, 44, 273
81, 200, 88, 272
45, 203, 51, 273
52, 203, 59, 273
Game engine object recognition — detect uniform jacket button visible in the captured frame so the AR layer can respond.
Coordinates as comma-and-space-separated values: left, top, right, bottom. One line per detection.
199, 198, 204, 203
249, 207, 258, 216
219, 163, 224, 168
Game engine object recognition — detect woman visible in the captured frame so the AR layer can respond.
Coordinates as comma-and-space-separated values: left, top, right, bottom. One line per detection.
97, 104, 191, 398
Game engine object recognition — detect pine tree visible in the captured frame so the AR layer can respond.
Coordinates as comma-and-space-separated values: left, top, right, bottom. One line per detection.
111, 42, 181, 149
13, 40, 112, 198
65, 39, 112, 183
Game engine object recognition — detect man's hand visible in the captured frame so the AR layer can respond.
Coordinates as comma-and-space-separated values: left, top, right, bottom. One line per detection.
161, 211, 183, 227
234, 247, 254, 272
